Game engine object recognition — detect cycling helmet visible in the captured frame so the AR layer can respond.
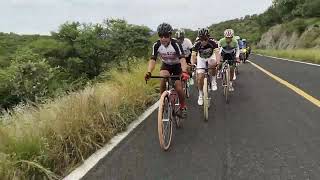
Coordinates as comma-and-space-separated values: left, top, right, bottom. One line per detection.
175, 29, 185, 39
224, 29, 234, 38
157, 23, 173, 35
198, 28, 210, 38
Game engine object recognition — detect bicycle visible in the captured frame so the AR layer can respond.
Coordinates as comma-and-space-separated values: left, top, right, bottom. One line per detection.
146, 75, 183, 151
220, 60, 231, 104
182, 64, 195, 98
195, 61, 214, 121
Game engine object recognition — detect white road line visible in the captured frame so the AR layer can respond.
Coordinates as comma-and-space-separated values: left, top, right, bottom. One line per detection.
254, 53, 320, 67
63, 101, 159, 180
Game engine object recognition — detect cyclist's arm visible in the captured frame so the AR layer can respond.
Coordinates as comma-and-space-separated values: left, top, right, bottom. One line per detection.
187, 39, 193, 60
191, 51, 197, 65
215, 48, 221, 64
148, 41, 160, 73
233, 40, 240, 59
176, 41, 188, 72
147, 59, 156, 73
235, 45, 240, 59
180, 57, 188, 72
191, 41, 200, 65
218, 43, 224, 64
210, 40, 220, 65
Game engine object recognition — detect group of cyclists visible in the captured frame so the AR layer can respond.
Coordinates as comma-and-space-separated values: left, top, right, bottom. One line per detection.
145, 22, 251, 119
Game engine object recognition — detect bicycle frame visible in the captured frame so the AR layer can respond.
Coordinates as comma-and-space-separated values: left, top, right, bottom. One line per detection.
146, 75, 183, 150
221, 61, 230, 85
148, 75, 182, 119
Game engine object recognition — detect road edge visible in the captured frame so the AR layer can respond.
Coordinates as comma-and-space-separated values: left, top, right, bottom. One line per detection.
254, 53, 320, 67
63, 101, 160, 180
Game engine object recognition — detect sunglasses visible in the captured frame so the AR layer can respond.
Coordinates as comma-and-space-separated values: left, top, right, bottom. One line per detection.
159, 33, 170, 38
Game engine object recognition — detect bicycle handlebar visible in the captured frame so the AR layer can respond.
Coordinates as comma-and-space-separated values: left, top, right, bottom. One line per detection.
145, 75, 181, 84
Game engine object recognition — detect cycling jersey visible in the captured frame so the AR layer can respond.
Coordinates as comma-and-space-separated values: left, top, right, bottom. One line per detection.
151, 39, 184, 65
218, 38, 240, 58
243, 41, 247, 48
238, 40, 244, 49
192, 39, 219, 59
179, 38, 193, 57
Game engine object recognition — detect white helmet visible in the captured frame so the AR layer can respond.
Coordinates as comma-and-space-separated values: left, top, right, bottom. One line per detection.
175, 29, 185, 39
224, 29, 234, 38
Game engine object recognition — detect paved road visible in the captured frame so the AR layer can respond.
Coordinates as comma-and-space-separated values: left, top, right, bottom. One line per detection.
82, 54, 320, 180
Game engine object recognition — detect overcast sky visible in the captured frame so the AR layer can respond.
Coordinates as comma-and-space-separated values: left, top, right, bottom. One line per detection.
0, 0, 272, 35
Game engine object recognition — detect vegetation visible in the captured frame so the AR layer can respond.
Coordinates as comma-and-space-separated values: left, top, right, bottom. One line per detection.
255, 49, 320, 64
208, 0, 320, 44
0, 19, 151, 109
0, 61, 159, 179
0, 17, 161, 179
0, 0, 319, 179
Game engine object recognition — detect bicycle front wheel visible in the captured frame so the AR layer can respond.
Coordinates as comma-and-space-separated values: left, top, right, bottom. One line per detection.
158, 91, 173, 151
203, 77, 209, 121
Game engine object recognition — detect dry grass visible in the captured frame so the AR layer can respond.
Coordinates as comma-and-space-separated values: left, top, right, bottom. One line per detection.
0, 61, 159, 179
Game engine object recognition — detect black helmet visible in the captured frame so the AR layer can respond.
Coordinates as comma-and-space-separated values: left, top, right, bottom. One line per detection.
198, 28, 209, 38
157, 23, 173, 35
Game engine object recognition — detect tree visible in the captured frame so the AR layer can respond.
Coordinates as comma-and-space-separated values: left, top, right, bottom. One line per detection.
9, 49, 59, 102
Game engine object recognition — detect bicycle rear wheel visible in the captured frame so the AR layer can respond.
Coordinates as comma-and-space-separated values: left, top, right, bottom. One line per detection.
158, 91, 173, 151
223, 65, 230, 104
225, 65, 230, 104
203, 77, 209, 121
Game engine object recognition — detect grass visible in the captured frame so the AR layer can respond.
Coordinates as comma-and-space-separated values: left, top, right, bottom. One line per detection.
254, 49, 320, 64
0, 60, 160, 179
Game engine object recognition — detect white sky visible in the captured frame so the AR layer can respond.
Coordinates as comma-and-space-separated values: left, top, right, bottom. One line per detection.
0, 0, 272, 35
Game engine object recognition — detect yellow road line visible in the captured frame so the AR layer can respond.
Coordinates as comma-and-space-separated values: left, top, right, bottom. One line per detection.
248, 60, 320, 108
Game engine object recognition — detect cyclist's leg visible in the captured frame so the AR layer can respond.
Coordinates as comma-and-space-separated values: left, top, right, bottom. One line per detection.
217, 53, 224, 79
229, 62, 235, 81
208, 56, 217, 76
186, 55, 192, 77
196, 57, 206, 91
170, 64, 186, 109
160, 63, 170, 94
229, 55, 235, 81
196, 57, 206, 105
229, 59, 236, 91
208, 58, 218, 90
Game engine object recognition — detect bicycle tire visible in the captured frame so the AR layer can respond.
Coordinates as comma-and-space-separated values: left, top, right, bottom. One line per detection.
158, 91, 173, 151
203, 77, 209, 121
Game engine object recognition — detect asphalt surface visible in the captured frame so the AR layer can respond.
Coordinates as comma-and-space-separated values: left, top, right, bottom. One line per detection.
82, 54, 320, 180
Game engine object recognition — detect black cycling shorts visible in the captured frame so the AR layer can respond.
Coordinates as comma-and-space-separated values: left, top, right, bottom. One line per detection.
160, 63, 182, 80
221, 52, 236, 66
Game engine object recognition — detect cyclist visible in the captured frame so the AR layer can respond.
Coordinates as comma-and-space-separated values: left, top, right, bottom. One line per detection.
235, 36, 245, 63
175, 29, 193, 65
175, 29, 194, 81
218, 29, 240, 91
242, 39, 250, 59
191, 28, 220, 106
145, 23, 189, 118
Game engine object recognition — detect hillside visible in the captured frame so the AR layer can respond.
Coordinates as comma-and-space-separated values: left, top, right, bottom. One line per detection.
208, 0, 320, 49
